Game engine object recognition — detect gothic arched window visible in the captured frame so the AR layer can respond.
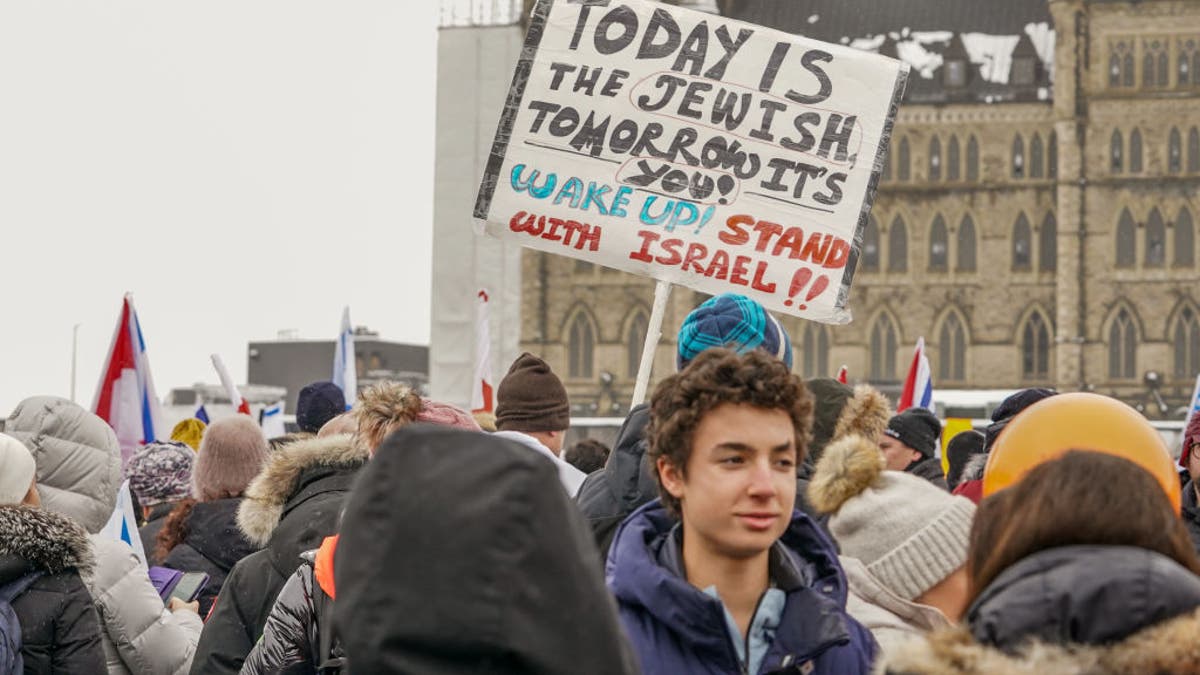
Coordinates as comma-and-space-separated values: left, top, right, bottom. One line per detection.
625, 310, 648, 378
929, 136, 942, 181
957, 215, 977, 272
567, 311, 595, 379
1013, 213, 1032, 271
870, 314, 899, 381
1145, 208, 1166, 267
888, 216, 908, 272
1108, 309, 1137, 380
803, 323, 830, 379
947, 136, 961, 181
1039, 212, 1057, 272
1030, 134, 1044, 178
966, 136, 980, 182
929, 215, 948, 271
938, 313, 966, 382
1116, 208, 1136, 268
1175, 308, 1200, 379
1022, 312, 1051, 379
1177, 208, 1195, 268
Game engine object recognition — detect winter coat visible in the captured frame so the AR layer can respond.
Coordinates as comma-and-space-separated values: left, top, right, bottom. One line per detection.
575, 404, 656, 559
1182, 480, 1200, 555
139, 504, 174, 567
906, 456, 948, 490
334, 425, 640, 674
0, 505, 104, 675
878, 545, 1200, 674
6, 396, 202, 675
191, 435, 366, 675
607, 500, 878, 675
160, 498, 259, 617
239, 552, 328, 675
840, 557, 950, 656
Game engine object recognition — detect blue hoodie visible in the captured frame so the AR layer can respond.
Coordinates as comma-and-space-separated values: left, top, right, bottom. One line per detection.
607, 500, 877, 675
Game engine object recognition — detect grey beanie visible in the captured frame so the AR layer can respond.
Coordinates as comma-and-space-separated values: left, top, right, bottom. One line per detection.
808, 434, 975, 601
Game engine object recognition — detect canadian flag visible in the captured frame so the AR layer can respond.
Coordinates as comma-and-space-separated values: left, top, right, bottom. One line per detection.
472, 290, 494, 414
93, 294, 165, 464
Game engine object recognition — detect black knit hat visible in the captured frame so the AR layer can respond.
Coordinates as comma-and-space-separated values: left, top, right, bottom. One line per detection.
883, 408, 942, 459
495, 353, 570, 432
296, 381, 346, 434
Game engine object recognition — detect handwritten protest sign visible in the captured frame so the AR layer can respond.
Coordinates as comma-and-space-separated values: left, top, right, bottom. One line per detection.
474, 0, 908, 324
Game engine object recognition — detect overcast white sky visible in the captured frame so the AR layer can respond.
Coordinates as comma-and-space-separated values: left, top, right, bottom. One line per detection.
0, 2, 438, 413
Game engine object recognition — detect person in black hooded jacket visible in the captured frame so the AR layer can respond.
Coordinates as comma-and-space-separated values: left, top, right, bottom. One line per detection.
0, 432, 105, 674
190, 431, 366, 675
333, 425, 639, 675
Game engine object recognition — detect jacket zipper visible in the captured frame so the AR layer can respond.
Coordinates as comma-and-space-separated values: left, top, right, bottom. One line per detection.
738, 591, 769, 675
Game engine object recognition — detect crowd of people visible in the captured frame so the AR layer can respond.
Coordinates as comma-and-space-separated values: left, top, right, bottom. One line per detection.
1, 292, 1198, 673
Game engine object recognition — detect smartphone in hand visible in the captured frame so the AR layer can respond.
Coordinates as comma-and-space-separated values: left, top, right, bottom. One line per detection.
166, 572, 209, 605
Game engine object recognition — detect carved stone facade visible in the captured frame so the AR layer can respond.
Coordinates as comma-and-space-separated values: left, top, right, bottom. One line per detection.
518, 0, 1200, 418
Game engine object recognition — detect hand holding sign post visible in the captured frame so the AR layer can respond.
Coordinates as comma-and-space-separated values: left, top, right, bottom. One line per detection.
475, 0, 907, 401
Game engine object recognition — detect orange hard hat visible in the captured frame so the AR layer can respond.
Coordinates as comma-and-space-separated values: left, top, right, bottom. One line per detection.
984, 392, 1181, 513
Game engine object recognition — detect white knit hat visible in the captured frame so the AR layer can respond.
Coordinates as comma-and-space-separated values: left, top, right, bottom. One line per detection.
808, 434, 975, 601
0, 433, 36, 506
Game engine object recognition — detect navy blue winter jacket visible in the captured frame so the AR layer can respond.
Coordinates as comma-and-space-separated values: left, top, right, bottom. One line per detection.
607, 500, 878, 675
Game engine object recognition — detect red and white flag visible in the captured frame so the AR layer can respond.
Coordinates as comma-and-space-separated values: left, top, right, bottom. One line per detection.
93, 294, 165, 464
211, 354, 252, 416
472, 290, 495, 413
835, 365, 848, 384
898, 337, 934, 413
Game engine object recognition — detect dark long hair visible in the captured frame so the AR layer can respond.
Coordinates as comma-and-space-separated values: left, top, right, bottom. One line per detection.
967, 450, 1200, 602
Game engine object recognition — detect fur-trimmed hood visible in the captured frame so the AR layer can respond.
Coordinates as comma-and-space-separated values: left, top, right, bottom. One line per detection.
237, 434, 367, 546
806, 378, 892, 467
878, 608, 1200, 674
0, 505, 95, 578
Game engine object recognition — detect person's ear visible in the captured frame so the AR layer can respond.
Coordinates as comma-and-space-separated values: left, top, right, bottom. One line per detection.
911, 448, 925, 464
657, 456, 686, 500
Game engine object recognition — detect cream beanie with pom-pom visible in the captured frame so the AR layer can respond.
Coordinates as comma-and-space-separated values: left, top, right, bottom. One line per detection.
808, 434, 975, 601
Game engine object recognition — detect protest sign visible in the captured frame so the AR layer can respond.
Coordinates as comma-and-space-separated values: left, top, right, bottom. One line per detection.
474, 0, 908, 324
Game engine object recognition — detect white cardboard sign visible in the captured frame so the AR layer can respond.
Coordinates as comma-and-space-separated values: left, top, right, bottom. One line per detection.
475, 0, 908, 324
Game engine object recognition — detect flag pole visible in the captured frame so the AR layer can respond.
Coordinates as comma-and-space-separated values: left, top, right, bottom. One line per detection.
632, 280, 672, 408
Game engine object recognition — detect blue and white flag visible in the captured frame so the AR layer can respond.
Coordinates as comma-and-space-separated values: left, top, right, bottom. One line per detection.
100, 480, 147, 567
333, 307, 357, 409
261, 401, 286, 439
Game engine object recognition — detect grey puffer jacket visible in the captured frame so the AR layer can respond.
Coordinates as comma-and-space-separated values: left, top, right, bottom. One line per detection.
7, 396, 203, 675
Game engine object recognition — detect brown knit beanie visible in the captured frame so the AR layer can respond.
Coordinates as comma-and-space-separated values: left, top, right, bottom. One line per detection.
495, 353, 570, 433
193, 416, 270, 501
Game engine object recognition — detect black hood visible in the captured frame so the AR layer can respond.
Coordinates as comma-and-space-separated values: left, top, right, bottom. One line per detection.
334, 424, 638, 675
968, 545, 1200, 651
603, 403, 657, 512
184, 498, 259, 570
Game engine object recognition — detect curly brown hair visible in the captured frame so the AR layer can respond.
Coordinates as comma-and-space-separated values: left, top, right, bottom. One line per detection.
647, 348, 814, 517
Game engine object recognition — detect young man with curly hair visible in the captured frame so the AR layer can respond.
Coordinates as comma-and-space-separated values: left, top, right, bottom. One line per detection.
606, 349, 877, 675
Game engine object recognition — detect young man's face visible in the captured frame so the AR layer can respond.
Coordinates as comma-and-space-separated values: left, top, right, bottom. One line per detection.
879, 434, 922, 471
659, 403, 797, 559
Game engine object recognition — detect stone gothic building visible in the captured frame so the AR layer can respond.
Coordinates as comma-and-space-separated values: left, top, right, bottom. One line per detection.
516, 0, 1200, 418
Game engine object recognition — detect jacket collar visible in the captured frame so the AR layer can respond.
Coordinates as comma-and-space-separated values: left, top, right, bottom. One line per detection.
237, 434, 368, 546
608, 501, 853, 670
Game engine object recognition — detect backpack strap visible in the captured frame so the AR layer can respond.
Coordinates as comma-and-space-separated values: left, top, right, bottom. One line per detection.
313, 578, 343, 674
0, 572, 43, 604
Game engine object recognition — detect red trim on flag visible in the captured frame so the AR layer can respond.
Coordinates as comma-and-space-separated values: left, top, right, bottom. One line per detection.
473, 381, 494, 414
898, 346, 922, 412
95, 298, 136, 423
237, 399, 252, 416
